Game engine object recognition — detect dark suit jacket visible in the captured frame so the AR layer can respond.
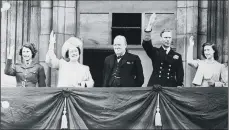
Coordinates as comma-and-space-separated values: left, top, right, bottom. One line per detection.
142, 40, 184, 87
102, 52, 144, 87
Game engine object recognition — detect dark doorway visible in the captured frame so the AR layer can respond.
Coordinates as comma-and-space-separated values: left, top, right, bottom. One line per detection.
83, 49, 114, 87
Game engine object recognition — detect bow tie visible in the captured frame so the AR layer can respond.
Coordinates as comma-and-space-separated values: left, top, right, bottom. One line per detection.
117, 55, 123, 59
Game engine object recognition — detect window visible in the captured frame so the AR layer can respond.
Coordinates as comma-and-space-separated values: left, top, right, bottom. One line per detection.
112, 13, 141, 45
79, 13, 109, 46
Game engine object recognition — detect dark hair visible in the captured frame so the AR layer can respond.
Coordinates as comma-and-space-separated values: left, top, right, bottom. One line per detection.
65, 46, 81, 58
19, 43, 37, 58
202, 42, 219, 60
160, 29, 172, 37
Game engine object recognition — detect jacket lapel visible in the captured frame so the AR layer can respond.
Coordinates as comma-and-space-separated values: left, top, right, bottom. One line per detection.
109, 54, 115, 69
120, 53, 128, 66
167, 49, 176, 64
159, 46, 176, 64
159, 47, 166, 61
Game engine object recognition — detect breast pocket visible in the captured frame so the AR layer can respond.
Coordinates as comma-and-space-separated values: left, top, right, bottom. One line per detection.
15, 70, 24, 80
28, 69, 38, 83
122, 61, 135, 72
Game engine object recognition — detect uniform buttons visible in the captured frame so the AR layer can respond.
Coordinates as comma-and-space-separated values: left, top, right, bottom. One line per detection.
161, 62, 163, 65
167, 77, 170, 79
159, 75, 161, 77
168, 69, 171, 71
169, 65, 171, 67
160, 67, 162, 69
167, 73, 169, 75
159, 71, 161, 73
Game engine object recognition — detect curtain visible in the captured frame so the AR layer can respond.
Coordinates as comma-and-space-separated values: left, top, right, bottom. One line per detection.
207, 0, 228, 63
1, 87, 228, 129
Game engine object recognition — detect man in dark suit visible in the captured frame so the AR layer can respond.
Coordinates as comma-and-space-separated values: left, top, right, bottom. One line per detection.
102, 35, 144, 87
142, 13, 184, 87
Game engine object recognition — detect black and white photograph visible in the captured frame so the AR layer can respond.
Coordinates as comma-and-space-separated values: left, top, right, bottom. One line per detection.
1, 0, 228, 129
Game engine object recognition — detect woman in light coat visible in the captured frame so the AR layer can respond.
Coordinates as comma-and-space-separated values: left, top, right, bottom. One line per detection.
45, 31, 94, 87
187, 36, 225, 87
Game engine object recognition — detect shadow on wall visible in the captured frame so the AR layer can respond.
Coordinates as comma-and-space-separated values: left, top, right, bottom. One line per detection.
1, 64, 16, 87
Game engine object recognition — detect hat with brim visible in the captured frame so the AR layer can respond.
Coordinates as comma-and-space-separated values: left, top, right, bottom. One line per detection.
61, 37, 83, 59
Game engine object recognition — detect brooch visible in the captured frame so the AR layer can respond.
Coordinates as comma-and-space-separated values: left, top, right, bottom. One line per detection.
173, 55, 179, 59
127, 62, 133, 64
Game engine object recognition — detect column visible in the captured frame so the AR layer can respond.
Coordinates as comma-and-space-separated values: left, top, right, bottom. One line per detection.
176, 1, 198, 87
40, 1, 52, 87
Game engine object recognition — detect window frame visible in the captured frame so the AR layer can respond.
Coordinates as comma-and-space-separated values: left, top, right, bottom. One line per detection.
81, 12, 176, 50
111, 13, 143, 47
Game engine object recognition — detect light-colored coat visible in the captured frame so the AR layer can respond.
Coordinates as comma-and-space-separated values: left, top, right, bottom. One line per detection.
45, 50, 94, 87
190, 60, 224, 87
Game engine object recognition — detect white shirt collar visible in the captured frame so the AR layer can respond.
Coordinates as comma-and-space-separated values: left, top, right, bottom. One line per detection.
116, 51, 126, 62
162, 46, 171, 54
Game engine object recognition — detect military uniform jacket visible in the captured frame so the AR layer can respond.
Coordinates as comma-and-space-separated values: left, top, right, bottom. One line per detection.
102, 52, 144, 87
142, 40, 184, 87
4, 59, 46, 87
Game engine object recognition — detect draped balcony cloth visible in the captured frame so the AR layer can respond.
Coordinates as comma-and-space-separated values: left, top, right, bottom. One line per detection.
1, 87, 228, 129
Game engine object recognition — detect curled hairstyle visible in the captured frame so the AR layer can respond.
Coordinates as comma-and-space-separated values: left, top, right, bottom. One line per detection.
202, 42, 219, 60
19, 42, 37, 58
65, 46, 81, 58
160, 29, 172, 37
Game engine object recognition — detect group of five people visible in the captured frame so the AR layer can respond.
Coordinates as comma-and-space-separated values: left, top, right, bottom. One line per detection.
4, 13, 228, 88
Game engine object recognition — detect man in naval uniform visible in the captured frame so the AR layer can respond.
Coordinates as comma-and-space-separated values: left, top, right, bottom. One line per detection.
142, 13, 184, 87
102, 35, 144, 87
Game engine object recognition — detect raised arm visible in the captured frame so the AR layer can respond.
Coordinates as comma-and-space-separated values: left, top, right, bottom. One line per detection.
187, 36, 199, 68
4, 45, 16, 76
142, 13, 157, 61
45, 31, 60, 69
